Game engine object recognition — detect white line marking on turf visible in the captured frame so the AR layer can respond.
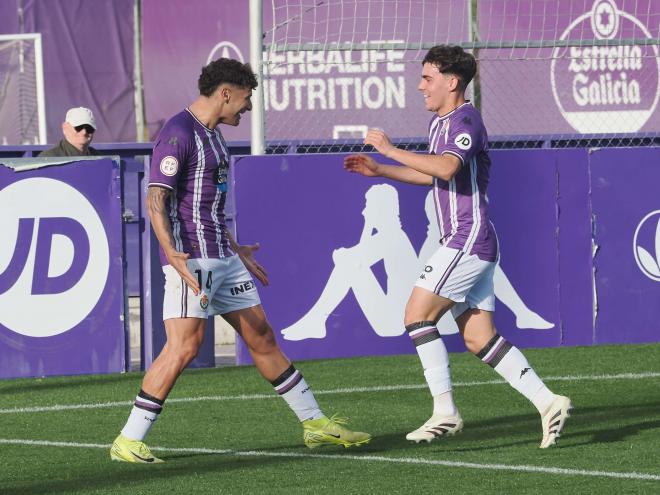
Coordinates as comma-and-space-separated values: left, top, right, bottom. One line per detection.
1, 438, 659, 482
2, 371, 659, 415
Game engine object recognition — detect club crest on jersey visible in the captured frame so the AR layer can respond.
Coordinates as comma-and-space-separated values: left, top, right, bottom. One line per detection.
454, 133, 472, 150
200, 294, 209, 309
160, 156, 179, 176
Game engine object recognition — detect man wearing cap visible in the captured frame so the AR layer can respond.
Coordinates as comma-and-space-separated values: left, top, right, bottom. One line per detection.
40, 107, 98, 157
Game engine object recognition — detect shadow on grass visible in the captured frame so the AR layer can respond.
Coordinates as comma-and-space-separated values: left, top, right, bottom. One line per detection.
414, 399, 660, 452
3, 399, 659, 494
127, 395, 660, 463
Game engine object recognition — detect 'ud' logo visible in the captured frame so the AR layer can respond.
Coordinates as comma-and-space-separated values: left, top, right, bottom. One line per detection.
0, 178, 110, 337
0, 217, 89, 296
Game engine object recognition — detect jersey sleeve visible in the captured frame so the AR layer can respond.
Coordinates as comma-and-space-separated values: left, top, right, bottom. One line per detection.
149, 122, 192, 190
441, 114, 483, 166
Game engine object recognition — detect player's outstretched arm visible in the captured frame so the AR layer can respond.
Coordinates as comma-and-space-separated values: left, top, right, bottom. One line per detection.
344, 154, 433, 186
365, 129, 461, 182
225, 228, 269, 286
147, 186, 201, 295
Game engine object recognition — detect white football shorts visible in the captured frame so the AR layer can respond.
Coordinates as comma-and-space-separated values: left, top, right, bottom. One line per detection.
415, 246, 496, 319
162, 255, 261, 320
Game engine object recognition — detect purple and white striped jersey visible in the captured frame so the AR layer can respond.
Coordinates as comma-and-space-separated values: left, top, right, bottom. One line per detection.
149, 109, 234, 265
428, 102, 498, 262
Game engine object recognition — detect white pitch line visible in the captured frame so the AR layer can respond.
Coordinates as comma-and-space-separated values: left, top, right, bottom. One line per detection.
1, 371, 659, 415
1, 438, 659, 482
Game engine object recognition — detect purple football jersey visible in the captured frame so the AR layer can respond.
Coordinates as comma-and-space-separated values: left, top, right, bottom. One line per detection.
149, 109, 234, 265
427, 102, 498, 262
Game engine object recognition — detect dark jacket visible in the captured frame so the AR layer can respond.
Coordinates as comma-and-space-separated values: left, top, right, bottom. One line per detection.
39, 139, 98, 157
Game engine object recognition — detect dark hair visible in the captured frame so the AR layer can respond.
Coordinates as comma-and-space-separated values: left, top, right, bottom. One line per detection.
198, 58, 258, 96
422, 45, 477, 91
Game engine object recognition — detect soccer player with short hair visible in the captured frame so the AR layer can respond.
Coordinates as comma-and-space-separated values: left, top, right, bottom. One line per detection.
110, 58, 370, 463
344, 45, 571, 448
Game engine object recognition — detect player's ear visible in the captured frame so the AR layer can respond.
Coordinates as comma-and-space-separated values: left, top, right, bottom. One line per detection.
452, 76, 462, 92
449, 74, 461, 92
218, 85, 231, 103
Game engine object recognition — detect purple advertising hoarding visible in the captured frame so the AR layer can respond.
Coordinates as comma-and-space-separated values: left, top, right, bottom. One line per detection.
1, 1, 657, 145
589, 147, 660, 344
0, 158, 127, 378
141, 0, 469, 142
232, 151, 580, 364
478, 0, 660, 137
0, 0, 136, 145
142, 0, 659, 143
261, 2, 470, 142
141, 0, 253, 142
2, 0, 656, 146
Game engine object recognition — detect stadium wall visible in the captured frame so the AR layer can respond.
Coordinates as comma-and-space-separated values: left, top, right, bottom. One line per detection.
1, 148, 659, 378
233, 148, 660, 363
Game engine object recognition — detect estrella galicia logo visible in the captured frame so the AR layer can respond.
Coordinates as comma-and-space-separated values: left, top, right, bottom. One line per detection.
550, 0, 660, 133
206, 41, 244, 65
0, 178, 110, 337
633, 210, 660, 281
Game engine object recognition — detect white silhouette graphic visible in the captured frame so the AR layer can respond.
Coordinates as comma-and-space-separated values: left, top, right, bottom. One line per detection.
281, 185, 553, 341
282, 184, 418, 340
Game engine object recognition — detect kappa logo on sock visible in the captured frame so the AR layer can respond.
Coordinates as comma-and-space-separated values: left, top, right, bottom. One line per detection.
301, 387, 310, 394
520, 367, 531, 379
144, 416, 156, 423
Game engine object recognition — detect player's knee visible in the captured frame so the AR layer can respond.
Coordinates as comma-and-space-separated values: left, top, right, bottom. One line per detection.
404, 301, 425, 326
463, 336, 482, 355
181, 345, 200, 366
247, 323, 278, 354
465, 331, 497, 355
169, 339, 202, 366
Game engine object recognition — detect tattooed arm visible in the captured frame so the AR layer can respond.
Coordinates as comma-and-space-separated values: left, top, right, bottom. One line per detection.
147, 186, 200, 295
